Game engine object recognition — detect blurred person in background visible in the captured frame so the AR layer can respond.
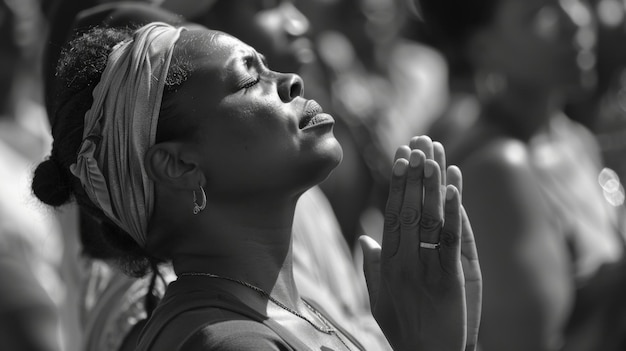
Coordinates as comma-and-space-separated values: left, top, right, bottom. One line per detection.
43, 1, 391, 349
563, 3, 626, 347
0, 0, 69, 350
418, 0, 626, 350
566, 0, 626, 198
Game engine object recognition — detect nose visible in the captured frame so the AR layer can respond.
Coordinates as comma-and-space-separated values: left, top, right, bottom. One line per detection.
280, 2, 310, 37
278, 73, 304, 102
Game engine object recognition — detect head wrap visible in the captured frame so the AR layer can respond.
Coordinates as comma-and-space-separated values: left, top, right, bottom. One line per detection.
70, 22, 186, 247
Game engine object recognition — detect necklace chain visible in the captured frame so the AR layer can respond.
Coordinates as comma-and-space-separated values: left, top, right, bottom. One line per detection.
180, 272, 335, 333
180, 272, 354, 351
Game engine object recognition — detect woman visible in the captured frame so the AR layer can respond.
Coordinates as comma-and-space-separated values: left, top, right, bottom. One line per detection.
418, 0, 626, 350
46, 2, 392, 350
33, 22, 480, 350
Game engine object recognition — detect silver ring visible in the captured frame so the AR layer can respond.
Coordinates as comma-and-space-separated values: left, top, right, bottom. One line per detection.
419, 242, 440, 250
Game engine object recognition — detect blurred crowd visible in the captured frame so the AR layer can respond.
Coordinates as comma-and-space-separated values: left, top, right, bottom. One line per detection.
3, 0, 626, 350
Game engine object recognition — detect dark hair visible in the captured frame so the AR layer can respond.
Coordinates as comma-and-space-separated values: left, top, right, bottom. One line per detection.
415, 0, 500, 77
32, 26, 191, 277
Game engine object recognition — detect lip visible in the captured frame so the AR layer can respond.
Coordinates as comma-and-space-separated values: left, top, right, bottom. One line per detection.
300, 100, 335, 130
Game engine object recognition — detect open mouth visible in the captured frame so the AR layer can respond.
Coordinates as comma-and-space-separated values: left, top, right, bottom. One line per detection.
300, 100, 335, 129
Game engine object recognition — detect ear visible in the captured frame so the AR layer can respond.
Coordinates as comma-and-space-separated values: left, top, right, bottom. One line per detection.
145, 142, 205, 190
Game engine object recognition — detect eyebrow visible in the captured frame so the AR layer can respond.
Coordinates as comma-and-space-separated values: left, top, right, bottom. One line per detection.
227, 49, 268, 73
244, 51, 268, 67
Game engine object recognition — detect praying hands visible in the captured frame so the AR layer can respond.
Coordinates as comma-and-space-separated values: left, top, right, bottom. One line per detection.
361, 136, 482, 351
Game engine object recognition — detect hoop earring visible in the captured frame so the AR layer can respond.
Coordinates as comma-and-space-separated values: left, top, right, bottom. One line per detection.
193, 185, 206, 215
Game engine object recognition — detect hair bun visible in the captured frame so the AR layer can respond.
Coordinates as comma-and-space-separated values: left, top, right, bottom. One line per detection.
32, 158, 72, 207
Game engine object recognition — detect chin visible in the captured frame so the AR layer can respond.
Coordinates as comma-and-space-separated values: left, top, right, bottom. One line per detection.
321, 136, 343, 169
299, 141, 343, 190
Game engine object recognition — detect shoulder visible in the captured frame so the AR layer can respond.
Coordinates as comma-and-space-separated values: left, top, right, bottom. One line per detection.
551, 113, 598, 145
179, 320, 290, 351
547, 114, 602, 163
458, 138, 554, 238
461, 137, 533, 186
436, 114, 531, 173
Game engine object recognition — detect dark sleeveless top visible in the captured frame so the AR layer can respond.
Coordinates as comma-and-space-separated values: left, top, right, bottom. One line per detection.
135, 278, 366, 350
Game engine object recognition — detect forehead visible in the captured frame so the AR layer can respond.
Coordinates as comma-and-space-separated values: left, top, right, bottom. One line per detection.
166, 28, 259, 112
176, 28, 257, 73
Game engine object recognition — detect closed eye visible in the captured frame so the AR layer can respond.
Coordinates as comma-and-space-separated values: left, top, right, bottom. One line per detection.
241, 76, 260, 89
239, 53, 269, 90
235, 55, 259, 90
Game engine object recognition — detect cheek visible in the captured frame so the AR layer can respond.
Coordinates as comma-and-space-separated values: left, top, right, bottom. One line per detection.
208, 112, 296, 159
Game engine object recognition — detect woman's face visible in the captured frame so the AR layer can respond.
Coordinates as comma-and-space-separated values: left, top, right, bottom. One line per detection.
476, 0, 595, 92
172, 29, 342, 198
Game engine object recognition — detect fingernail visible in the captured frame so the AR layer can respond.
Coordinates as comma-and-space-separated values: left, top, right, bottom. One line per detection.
424, 162, 434, 177
394, 161, 407, 176
409, 152, 421, 167
446, 186, 456, 200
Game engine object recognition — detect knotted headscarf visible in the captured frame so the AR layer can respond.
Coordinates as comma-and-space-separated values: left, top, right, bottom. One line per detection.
70, 22, 186, 247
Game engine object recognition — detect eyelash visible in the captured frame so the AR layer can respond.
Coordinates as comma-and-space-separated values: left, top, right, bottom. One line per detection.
242, 76, 260, 90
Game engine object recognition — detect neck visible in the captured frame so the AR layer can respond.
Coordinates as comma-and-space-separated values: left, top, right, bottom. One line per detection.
158, 193, 301, 309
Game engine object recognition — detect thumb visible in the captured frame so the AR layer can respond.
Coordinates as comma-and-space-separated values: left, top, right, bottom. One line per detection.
359, 235, 382, 309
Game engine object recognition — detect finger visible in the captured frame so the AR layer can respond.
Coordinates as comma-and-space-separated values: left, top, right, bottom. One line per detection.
461, 205, 482, 351
440, 185, 462, 275
420, 160, 443, 242
382, 159, 408, 259
399, 150, 426, 254
394, 145, 411, 162
447, 165, 463, 203
433, 141, 446, 186
420, 160, 444, 263
359, 235, 382, 309
466, 295, 482, 351
409, 135, 434, 159
409, 135, 420, 149
460, 206, 479, 264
